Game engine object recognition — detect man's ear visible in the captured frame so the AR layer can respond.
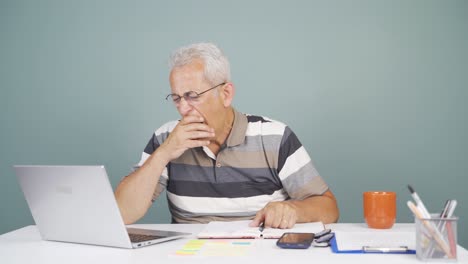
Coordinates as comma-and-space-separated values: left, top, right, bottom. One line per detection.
221, 82, 235, 107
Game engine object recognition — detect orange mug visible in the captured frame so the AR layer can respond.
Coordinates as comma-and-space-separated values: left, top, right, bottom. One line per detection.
363, 191, 396, 229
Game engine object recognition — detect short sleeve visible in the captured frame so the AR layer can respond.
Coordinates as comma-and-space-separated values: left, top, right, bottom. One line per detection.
277, 126, 328, 199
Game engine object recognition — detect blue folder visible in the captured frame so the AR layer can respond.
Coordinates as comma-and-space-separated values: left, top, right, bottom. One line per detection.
329, 233, 416, 254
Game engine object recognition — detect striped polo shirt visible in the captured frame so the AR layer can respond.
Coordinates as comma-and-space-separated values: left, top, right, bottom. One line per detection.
135, 109, 328, 223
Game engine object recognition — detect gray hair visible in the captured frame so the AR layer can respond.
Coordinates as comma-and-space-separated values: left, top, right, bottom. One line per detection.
169, 42, 231, 85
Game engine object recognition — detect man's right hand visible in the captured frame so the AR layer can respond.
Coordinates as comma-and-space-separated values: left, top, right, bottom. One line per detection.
158, 115, 214, 162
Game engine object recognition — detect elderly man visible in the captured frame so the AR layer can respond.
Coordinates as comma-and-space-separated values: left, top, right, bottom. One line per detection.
115, 43, 339, 229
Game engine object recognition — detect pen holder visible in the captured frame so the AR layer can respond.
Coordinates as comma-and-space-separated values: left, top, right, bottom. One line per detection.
415, 214, 458, 262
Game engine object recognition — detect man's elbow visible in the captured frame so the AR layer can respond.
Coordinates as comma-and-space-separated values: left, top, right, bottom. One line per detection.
323, 205, 339, 224
321, 192, 340, 224
115, 194, 147, 225
117, 203, 146, 225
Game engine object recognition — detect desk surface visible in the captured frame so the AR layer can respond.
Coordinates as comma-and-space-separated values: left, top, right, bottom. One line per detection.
1, 223, 467, 264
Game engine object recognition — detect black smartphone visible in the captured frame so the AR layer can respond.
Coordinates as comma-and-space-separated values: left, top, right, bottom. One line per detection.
276, 232, 315, 249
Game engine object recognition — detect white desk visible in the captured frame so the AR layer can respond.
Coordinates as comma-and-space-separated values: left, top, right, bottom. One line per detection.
1, 223, 467, 264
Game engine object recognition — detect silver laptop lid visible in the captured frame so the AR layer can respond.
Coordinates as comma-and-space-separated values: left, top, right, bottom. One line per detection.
15, 165, 191, 248
15, 165, 135, 248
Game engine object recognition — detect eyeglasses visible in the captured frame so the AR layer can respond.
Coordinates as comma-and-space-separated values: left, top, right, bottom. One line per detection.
165, 82, 226, 104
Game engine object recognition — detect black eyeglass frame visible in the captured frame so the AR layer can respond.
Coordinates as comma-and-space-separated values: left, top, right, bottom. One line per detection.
165, 82, 226, 103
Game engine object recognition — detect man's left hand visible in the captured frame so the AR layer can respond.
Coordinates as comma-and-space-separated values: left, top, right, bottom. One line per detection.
249, 201, 298, 229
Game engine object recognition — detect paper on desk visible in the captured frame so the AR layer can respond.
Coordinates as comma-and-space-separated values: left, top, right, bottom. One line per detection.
198, 220, 325, 239
334, 230, 416, 250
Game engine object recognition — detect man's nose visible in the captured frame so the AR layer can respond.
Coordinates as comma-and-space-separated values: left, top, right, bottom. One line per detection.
177, 97, 194, 116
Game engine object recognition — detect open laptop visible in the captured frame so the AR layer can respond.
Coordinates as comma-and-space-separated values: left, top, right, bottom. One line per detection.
14, 165, 190, 249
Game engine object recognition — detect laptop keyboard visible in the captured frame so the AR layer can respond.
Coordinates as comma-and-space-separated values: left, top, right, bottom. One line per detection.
129, 233, 165, 243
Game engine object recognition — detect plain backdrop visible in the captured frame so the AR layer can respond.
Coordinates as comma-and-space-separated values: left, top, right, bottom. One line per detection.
1, 0, 467, 247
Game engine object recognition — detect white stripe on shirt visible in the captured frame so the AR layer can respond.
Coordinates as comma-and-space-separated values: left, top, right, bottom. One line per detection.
167, 189, 288, 214
278, 146, 311, 181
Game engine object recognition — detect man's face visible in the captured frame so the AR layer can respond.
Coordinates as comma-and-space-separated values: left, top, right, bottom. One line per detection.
169, 60, 225, 130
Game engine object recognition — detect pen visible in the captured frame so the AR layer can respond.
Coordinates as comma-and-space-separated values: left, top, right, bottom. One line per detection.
446, 219, 457, 257
363, 246, 409, 253
437, 200, 457, 229
427, 200, 457, 258
407, 201, 453, 258
407, 185, 431, 218
440, 200, 451, 218
259, 222, 265, 232
446, 200, 457, 219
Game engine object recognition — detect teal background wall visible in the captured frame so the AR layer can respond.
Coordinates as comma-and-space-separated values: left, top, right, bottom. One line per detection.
1, 0, 467, 247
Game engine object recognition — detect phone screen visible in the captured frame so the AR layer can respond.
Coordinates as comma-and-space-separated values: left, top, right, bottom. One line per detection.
276, 232, 315, 249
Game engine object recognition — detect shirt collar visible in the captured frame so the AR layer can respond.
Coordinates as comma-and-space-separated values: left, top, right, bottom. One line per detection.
226, 108, 248, 147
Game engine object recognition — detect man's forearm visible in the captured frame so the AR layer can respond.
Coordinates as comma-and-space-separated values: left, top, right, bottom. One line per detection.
115, 150, 169, 224
289, 190, 339, 224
